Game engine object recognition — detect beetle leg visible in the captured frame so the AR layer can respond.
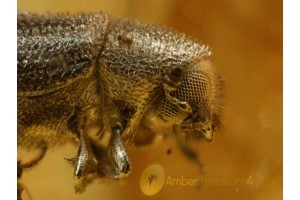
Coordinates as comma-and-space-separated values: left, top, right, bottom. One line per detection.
174, 123, 205, 189
17, 146, 47, 200
20, 146, 47, 169
73, 128, 97, 193
17, 161, 23, 200
107, 125, 131, 178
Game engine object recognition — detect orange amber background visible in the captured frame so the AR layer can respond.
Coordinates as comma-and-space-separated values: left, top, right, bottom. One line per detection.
17, 0, 282, 199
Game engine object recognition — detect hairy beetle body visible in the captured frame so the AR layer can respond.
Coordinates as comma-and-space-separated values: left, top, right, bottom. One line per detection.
18, 12, 109, 148
17, 11, 224, 199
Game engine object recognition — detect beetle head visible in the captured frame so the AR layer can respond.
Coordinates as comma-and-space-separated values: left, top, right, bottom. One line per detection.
141, 58, 224, 143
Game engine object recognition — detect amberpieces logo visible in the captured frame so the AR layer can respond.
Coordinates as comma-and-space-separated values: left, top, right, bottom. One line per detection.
139, 164, 165, 196
140, 163, 260, 196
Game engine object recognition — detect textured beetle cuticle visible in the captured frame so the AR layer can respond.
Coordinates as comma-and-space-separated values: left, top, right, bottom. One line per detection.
17, 11, 224, 199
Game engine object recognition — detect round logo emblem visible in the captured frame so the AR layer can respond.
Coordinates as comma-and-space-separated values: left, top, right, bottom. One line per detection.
140, 164, 165, 196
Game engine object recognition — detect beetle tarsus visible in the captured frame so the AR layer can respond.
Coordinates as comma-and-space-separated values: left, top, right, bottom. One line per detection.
108, 127, 131, 177
74, 128, 97, 193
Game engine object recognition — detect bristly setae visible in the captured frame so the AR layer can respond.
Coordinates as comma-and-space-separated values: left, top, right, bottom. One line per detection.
17, 11, 224, 198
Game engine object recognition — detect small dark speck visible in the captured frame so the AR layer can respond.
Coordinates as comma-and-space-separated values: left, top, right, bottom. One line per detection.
167, 148, 172, 155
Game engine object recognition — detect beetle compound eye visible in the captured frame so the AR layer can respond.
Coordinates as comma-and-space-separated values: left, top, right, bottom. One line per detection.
158, 67, 213, 121
174, 69, 211, 104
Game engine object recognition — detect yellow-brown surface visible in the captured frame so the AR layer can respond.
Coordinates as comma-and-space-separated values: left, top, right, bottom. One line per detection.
17, 0, 282, 199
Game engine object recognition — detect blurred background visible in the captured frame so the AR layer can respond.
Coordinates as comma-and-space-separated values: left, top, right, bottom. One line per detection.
17, 0, 282, 199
